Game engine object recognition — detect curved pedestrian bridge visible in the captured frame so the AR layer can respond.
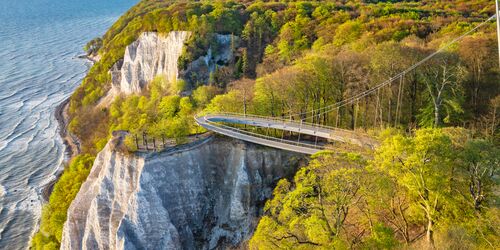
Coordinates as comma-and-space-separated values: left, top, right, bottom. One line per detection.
192, 15, 495, 155
195, 113, 378, 154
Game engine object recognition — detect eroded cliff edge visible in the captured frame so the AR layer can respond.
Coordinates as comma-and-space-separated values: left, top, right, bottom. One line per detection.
61, 135, 302, 249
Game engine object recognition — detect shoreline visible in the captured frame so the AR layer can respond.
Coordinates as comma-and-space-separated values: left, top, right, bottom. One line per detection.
77, 54, 100, 63
54, 97, 81, 160
41, 97, 82, 201
40, 55, 93, 202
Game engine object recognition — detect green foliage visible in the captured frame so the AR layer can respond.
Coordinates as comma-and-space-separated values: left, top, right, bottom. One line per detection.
416, 53, 467, 127
333, 20, 363, 47
251, 128, 499, 248
459, 139, 500, 210
373, 129, 459, 245
251, 151, 368, 248
83, 37, 102, 55
47, 1, 500, 248
363, 223, 399, 249
68, 0, 500, 155
172, 79, 188, 94
109, 80, 196, 143
205, 90, 245, 113
31, 155, 95, 249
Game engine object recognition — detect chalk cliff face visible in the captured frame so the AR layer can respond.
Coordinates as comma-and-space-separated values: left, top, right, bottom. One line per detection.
109, 32, 235, 97
61, 136, 301, 249
181, 34, 235, 85
111, 31, 191, 95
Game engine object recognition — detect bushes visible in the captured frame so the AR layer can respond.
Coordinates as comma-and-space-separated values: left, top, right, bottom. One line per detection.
83, 38, 102, 56
68, 106, 110, 154
109, 77, 197, 144
192, 85, 220, 107
31, 154, 95, 249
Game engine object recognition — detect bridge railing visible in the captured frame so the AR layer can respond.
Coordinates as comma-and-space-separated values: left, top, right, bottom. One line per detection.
199, 116, 335, 151
200, 112, 365, 134
198, 112, 376, 144
127, 132, 210, 152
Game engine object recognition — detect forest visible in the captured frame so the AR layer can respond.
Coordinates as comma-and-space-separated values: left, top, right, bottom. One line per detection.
33, 0, 499, 249
250, 129, 499, 248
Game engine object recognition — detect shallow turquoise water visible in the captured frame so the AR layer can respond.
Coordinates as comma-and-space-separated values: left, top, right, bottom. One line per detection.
0, 0, 137, 248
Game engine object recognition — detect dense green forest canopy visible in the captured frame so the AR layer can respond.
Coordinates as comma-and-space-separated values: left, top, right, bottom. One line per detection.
251, 128, 499, 249
70, 0, 498, 155
33, 0, 499, 249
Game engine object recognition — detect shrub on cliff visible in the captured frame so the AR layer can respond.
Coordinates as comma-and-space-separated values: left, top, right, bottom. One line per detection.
31, 154, 95, 249
83, 38, 102, 56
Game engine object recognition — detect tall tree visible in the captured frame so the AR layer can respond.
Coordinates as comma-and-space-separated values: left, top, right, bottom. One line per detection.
250, 152, 368, 249
333, 50, 371, 129
418, 54, 466, 127
459, 36, 497, 113
460, 139, 500, 211
373, 129, 457, 247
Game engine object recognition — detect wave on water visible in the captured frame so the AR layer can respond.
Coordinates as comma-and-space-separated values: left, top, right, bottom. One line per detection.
4, 113, 40, 143
1, 120, 24, 143
0, 184, 5, 198
0, 0, 139, 248
0, 140, 9, 152
0, 92, 17, 102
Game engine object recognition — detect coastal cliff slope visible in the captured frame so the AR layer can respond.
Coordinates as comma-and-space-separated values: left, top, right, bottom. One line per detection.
61, 136, 301, 249
107, 31, 234, 98
113, 31, 191, 95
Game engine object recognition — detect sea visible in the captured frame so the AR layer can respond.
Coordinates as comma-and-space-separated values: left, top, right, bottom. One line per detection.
0, 0, 138, 248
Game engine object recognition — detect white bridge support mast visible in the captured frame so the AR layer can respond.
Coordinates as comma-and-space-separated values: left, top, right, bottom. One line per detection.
497, 0, 500, 68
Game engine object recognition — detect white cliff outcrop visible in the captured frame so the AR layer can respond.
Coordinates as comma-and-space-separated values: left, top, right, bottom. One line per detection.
102, 32, 236, 105
112, 31, 191, 95
61, 135, 301, 250
181, 34, 235, 84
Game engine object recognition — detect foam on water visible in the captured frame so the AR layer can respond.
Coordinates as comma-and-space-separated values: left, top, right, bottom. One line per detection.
0, 185, 5, 198
0, 0, 138, 249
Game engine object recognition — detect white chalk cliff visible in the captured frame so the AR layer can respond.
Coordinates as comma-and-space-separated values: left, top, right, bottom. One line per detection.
61, 135, 300, 249
181, 34, 235, 84
104, 32, 236, 103
112, 31, 191, 95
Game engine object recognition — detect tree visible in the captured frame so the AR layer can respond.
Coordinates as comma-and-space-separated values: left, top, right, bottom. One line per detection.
158, 95, 181, 119
166, 116, 190, 144
331, 49, 370, 129
32, 154, 95, 249
373, 129, 457, 247
229, 78, 255, 116
418, 54, 466, 127
460, 139, 500, 211
84, 37, 102, 56
365, 171, 421, 245
253, 68, 291, 117
192, 85, 220, 108
369, 42, 421, 127
483, 95, 500, 138
458, 36, 497, 113
250, 152, 368, 249
295, 53, 340, 124
333, 20, 362, 47
205, 90, 245, 113
241, 48, 249, 76
171, 79, 188, 94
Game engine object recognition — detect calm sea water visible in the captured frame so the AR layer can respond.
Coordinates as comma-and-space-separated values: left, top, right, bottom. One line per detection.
0, 0, 137, 248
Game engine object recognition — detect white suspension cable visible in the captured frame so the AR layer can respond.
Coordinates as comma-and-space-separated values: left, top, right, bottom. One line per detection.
290, 14, 497, 120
